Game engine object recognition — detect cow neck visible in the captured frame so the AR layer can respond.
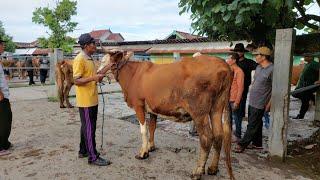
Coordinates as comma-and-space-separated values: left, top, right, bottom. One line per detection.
116, 61, 138, 98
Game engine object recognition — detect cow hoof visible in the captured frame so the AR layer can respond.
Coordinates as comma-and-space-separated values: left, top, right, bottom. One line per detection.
135, 152, 149, 160
207, 167, 219, 175
148, 146, 156, 152
67, 105, 74, 108
190, 174, 201, 180
60, 105, 66, 108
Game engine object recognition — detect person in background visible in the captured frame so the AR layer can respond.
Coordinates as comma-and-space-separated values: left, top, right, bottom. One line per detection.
292, 53, 320, 119
235, 47, 273, 153
39, 57, 50, 85
226, 52, 244, 142
232, 43, 258, 121
0, 39, 13, 156
26, 57, 35, 85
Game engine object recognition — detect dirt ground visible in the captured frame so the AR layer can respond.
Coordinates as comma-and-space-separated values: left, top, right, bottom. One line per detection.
0, 87, 317, 180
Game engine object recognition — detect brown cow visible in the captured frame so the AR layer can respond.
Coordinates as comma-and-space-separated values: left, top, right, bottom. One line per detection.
55, 60, 74, 108
15, 61, 27, 79
32, 58, 40, 79
106, 51, 234, 180
291, 64, 304, 85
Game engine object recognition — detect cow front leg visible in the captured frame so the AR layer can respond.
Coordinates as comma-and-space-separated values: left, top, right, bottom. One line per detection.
148, 113, 157, 152
135, 107, 149, 160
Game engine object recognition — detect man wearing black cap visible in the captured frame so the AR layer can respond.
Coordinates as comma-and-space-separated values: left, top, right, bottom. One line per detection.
73, 33, 112, 166
0, 39, 13, 156
232, 43, 258, 121
292, 53, 320, 119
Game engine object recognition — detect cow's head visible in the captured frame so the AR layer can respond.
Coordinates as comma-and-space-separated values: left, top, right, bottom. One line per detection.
105, 50, 134, 81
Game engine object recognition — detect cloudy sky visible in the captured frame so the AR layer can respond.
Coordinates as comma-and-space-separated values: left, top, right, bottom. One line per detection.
0, 0, 319, 42
0, 0, 193, 42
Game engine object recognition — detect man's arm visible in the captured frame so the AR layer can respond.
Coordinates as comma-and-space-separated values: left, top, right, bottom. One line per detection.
97, 63, 113, 75
74, 74, 104, 86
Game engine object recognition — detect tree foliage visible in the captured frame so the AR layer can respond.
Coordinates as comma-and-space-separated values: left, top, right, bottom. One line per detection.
32, 0, 78, 53
179, 0, 320, 45
0, 21, 16, 53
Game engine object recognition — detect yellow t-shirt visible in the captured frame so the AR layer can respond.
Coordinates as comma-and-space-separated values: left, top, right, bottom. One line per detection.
73, 52, 98, 107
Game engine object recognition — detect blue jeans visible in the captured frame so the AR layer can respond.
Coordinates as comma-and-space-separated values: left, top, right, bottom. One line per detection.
263, 112, 270, 129
229, 102, 242, 138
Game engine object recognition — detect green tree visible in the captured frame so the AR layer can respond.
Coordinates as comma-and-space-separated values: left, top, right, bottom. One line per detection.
32, 0, 78, 53
179, 0, 320, 46
0, 21, 16, 53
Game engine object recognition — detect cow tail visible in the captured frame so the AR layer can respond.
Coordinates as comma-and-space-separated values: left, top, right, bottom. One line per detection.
222, 70, 235, 180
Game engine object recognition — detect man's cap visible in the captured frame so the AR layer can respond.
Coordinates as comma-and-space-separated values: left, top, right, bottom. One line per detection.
252, 46, 272, 56
231, 43, 249, 52
78, 33, 95, 46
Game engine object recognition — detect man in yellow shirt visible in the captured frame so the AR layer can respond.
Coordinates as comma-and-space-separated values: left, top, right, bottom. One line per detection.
73, 33, 112, 166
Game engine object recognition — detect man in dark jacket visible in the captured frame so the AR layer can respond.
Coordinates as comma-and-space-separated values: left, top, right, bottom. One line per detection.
292, 53, 320, 119
232, 43, 258, 120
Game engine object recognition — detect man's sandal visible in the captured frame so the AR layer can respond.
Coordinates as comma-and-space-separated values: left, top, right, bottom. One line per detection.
233, 145, 245, 153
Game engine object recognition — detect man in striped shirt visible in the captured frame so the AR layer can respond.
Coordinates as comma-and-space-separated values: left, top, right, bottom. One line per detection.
0, 39, 12, 156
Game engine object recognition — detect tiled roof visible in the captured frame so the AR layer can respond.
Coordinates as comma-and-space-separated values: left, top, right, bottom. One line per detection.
107, 33, 124, 41
175, 31, 202, 39
32, 48, 52, 55
89, 29, 112, 39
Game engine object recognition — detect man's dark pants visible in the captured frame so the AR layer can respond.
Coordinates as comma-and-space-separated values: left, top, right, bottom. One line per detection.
79, 105, 99, 162
229, 103, 242, 138
27, 70, 35, 85
239, 87, 249, 118
0, 98, 12, 151
292, 88, 317, 118
238, 105, 264, 148
40, 69, 48, 84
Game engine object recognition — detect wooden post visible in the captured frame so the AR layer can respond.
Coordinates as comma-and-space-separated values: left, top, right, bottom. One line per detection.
48, 48, 63, 98
269, 29, 295, 160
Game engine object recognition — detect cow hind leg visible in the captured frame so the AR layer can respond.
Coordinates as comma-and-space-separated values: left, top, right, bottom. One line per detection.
207, 104, 224, 176
191, 115, 213, 180
64, 83, 73, 108
135, 106, 149, 160
208, 94, 234, 180
148, 113, 157, 152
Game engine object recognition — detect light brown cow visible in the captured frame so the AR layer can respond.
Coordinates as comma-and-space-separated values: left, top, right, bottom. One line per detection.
15, 61, 27, 79
106, 51, 234, 180
55, 60, 74, 108
32, 58, 40, 79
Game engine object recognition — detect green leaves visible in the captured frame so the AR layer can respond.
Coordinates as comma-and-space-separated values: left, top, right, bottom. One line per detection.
178, 0, 320, 44
0, 21, 15, 52
32, 0, 78, 53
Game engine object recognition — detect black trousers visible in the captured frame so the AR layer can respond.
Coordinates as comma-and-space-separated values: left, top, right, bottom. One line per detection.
79, 105, 99, 162
0, 98, 12, 151
239, 106, 264, 148
292, 88, 317, 118
40, 69, 48, 84
239, 87, 249, 118
27, 70, 35, 85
